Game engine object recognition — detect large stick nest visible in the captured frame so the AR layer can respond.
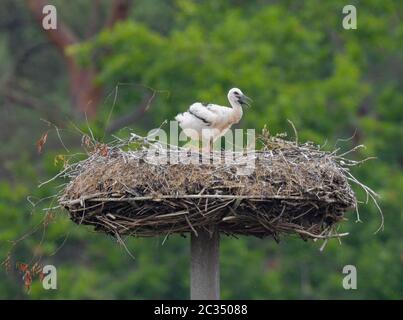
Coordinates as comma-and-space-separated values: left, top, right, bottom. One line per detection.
57, 132, 369, 241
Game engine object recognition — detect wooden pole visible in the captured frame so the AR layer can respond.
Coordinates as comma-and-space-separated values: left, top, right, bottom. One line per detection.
190, 228, 220, 300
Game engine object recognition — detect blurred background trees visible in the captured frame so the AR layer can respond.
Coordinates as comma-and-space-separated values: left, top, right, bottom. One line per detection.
0, 0, 402, 299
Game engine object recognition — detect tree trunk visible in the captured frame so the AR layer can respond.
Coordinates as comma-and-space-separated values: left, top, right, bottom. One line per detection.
68, 62, 102, 118
26, 0, 133, 118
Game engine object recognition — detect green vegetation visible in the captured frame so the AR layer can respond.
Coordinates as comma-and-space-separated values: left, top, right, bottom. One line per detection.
0, 0, 402, 299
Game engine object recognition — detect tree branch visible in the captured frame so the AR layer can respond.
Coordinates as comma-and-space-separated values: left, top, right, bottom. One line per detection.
2, 79, 55, 111
2, 82, 64, 125
106, 0, 132, 28
106, 92, 155, 134
15, 42, 51, 75
86, 0, 102, 38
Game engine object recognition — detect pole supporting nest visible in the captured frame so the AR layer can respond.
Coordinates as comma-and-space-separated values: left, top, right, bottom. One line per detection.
190, 227, 220, 300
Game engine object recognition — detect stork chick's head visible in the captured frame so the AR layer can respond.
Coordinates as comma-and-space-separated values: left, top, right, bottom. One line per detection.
228, 88, 252, 108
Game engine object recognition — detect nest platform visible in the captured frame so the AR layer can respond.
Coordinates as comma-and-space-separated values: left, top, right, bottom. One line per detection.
58, 135, 358, 241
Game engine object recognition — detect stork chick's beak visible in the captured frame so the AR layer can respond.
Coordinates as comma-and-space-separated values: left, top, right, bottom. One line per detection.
239, 94, 252, 108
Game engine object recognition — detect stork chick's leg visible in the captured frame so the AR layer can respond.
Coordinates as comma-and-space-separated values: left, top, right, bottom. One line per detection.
184, 139, 201, 152
200, 139, 213, 153
200, 138, 211, 153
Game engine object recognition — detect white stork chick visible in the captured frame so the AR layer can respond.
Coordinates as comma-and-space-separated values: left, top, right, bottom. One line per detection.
175, 88, 251, 151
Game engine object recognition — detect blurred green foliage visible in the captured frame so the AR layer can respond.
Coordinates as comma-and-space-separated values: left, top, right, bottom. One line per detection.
0, 0, 402, 299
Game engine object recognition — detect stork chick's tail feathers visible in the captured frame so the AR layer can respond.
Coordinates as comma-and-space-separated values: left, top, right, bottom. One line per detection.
175, 113, 184, 124
175, 112, 201, 140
